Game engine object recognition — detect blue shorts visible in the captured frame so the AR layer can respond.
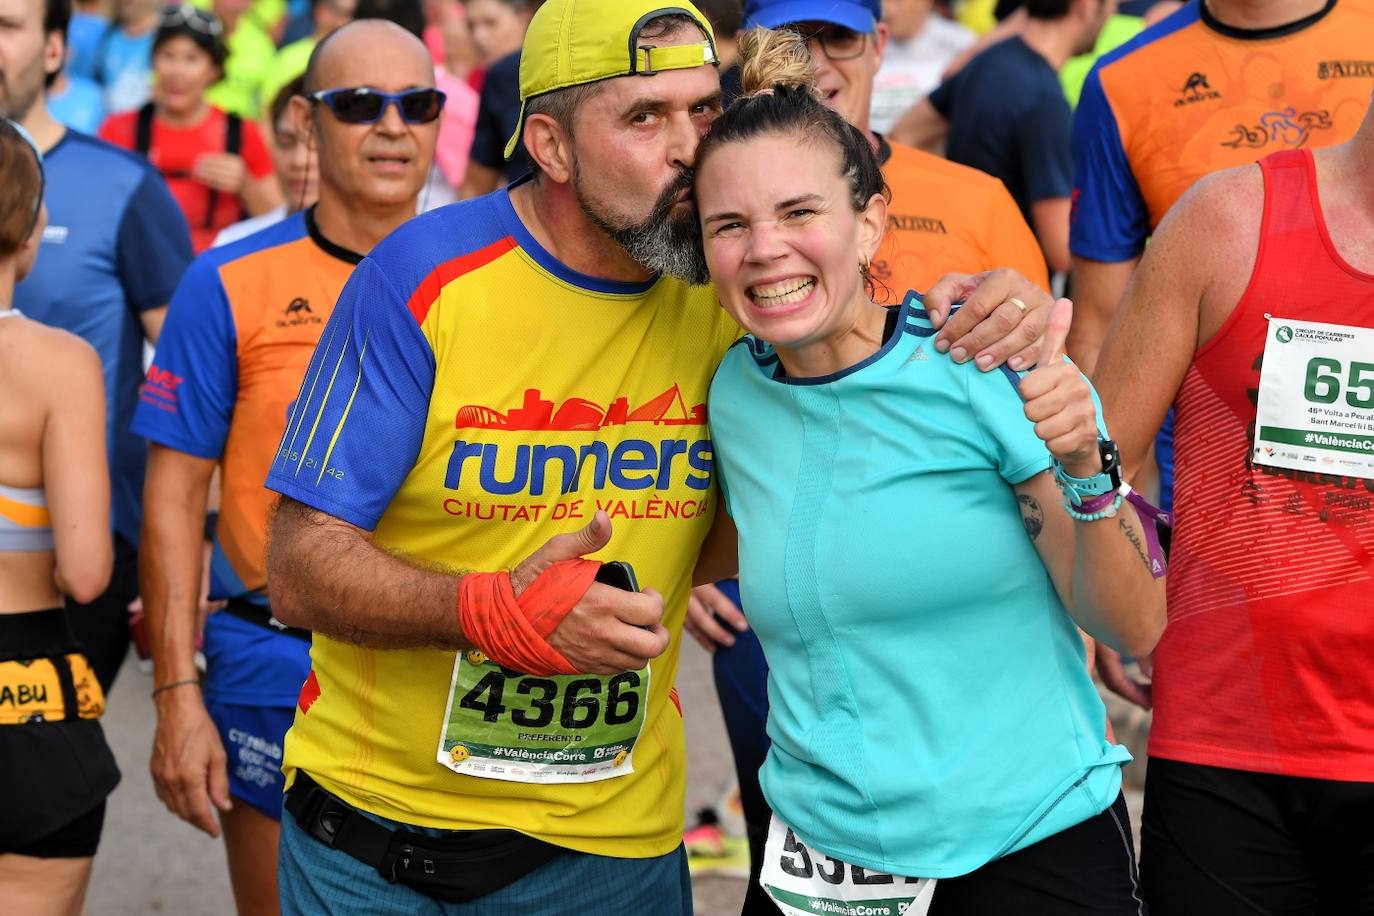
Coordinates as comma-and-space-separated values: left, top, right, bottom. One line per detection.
205, 700, 294, 821
279, 807, 692, 915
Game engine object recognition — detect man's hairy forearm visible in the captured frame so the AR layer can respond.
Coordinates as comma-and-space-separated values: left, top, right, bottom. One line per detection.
267, 498, 471, 651
143, 491, 209, 685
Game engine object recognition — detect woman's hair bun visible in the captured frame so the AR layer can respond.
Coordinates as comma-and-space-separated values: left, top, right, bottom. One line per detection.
738, 28, 820, 99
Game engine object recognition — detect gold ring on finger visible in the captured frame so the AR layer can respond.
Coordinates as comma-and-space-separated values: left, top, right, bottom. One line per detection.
1008, 296, 1028, 314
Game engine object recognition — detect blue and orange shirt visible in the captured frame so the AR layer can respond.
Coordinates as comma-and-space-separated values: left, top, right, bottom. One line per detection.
1070, 0, 1374, 264
15, 130, 192, 544
264, 184, 742, 855
132, 209, 361, 706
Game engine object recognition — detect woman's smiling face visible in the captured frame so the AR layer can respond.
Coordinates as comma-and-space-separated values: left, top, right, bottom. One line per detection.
696, 131, 886, 354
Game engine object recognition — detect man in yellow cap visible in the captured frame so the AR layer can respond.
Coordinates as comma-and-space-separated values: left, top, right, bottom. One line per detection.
263, 0, 1055, 911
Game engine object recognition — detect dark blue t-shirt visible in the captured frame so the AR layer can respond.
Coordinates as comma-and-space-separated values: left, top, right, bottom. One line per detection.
15, 131, 193, 543
469, 51, 530, 181
929, 36, 1073, 220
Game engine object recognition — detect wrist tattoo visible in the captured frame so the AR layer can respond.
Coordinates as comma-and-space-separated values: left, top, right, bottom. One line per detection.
1018, 494, 1044, 542
1119, 517, 1151, 572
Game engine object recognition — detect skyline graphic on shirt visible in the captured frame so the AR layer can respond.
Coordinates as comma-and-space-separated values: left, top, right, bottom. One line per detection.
455, 386, 708, 431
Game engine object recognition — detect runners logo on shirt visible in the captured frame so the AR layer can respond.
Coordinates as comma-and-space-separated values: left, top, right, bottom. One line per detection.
442, 387, 714, 523
1174, 72, 1222, 107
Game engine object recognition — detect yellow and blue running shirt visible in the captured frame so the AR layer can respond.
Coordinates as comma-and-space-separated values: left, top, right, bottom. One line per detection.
265, 183, 742, 856
707, 294, 1130, 878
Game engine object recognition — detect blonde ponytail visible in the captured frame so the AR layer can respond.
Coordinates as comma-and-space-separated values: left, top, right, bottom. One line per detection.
737, 28, 820, 99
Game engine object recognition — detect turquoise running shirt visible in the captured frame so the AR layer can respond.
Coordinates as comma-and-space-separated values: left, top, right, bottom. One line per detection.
707, 293, 1131, 878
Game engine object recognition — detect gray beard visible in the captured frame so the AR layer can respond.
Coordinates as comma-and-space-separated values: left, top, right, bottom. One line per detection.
575, 166, 711, 286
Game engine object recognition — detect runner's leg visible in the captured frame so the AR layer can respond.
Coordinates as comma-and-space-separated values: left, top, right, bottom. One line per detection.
206, 702, 294, 916
1307, 777, 1374, 914
0, 801, 106, 916
1141, 758, 1315, 915
0, 854, 95, 916
222, 801, 282, 916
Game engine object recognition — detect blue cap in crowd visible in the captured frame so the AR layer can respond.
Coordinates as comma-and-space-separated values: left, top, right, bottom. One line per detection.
744, 0, 880, 32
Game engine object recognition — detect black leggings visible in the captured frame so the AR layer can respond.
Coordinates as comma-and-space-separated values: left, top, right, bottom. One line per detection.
928, 792, 1146, 915
1141, 758, 1374, 915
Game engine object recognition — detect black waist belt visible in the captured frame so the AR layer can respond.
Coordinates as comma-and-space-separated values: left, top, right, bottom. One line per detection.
284, 771, 564, 903
222, 600, 312, 642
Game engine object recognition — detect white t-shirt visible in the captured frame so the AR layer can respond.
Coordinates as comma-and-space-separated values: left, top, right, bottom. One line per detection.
870, 15, 977, 134
212, 206, 288, 248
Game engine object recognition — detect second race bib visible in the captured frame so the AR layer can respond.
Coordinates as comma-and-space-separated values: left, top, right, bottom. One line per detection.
1253, 316, 1374, 480
435, 650, 648, 784
761, 814, 937, 916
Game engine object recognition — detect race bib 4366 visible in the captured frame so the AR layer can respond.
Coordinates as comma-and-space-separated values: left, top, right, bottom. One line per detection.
435, 651, 649, 784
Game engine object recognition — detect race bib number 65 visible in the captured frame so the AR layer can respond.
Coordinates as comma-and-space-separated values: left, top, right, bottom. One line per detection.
435, 651, 649, 784
1254, 317, 1374, 480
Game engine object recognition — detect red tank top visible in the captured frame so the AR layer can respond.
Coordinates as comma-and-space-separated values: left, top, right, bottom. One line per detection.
1154, 148, 1374, 781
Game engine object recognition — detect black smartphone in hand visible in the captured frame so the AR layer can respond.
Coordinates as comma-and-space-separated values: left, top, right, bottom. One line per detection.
594, 561, 640, 593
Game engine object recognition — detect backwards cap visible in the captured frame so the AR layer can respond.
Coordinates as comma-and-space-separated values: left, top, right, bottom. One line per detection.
505, 0, 719, 160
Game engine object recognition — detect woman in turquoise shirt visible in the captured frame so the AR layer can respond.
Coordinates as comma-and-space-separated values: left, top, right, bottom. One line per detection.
691, 29, 1166, 915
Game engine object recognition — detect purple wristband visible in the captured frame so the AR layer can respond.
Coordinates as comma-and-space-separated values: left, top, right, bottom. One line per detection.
1123, 488, 1171, 579
1075, 491, 1119, 514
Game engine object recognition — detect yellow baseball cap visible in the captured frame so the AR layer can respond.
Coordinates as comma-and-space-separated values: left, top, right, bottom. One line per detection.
504, 0, 720, 160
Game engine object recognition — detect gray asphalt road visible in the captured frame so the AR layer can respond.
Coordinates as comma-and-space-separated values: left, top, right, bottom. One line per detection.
87, 640, 745, 915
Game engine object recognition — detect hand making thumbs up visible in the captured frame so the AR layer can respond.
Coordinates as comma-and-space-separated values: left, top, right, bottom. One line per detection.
1018, 299, 1103, 478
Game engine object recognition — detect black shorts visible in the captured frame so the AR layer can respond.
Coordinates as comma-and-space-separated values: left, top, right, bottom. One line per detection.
0, 610, 121, 855
928, 792, 1146, 915
1141, 757, 1374, 915
64, 534, 137, 693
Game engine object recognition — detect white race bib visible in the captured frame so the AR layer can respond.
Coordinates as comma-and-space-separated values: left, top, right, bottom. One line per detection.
760, 815, 937, 916
1253, 317, 1374, 481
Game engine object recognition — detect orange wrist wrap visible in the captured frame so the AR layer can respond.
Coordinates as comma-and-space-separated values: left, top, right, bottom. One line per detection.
457, 559, 601, 676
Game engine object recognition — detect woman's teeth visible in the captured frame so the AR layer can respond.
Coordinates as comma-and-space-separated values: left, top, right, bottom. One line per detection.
750, 278, 815, 307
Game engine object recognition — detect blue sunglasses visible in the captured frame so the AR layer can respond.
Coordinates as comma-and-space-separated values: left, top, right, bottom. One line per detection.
309, 87, 447, 124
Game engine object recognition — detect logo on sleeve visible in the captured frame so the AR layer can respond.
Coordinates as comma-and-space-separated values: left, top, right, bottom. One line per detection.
1174, 72, 1222, 107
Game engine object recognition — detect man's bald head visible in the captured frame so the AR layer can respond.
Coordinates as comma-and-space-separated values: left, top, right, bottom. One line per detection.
304, 18, 433, 94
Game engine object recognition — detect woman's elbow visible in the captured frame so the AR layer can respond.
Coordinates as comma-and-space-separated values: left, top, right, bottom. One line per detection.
59, 562, 112, 605
1119, 594, 1167, 660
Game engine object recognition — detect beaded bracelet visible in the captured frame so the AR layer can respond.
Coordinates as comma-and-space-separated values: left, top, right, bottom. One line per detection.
1061, 489, 1122, 522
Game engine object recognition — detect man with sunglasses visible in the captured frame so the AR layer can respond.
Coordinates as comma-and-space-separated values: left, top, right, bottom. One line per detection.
131, 18, 440, 916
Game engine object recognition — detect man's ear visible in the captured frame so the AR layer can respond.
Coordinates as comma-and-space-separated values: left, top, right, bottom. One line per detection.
871, 21, 891, 65
289, 95, 318, 151
523, 114, 575, 185
43, 30, 65, 83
